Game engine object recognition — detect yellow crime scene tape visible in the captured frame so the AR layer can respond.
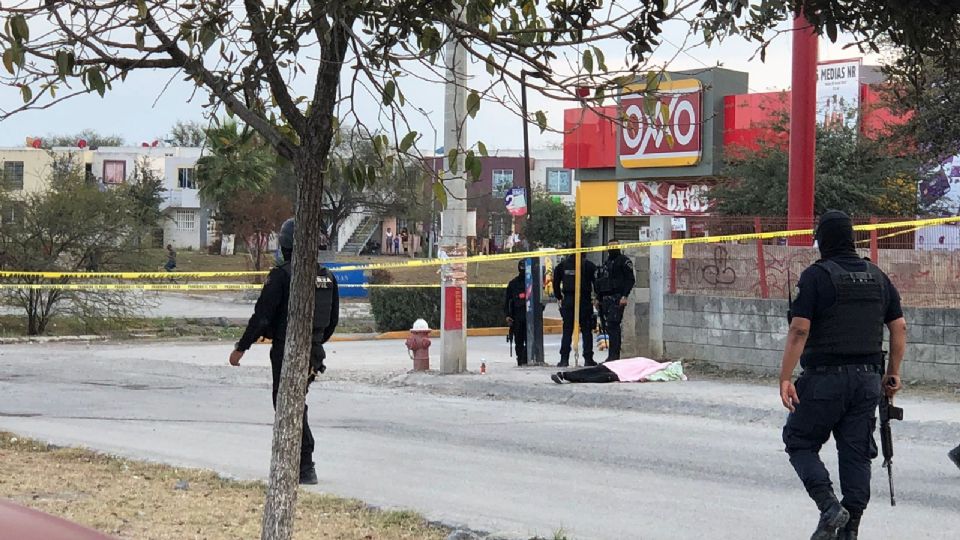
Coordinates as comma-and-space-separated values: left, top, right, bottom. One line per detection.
0, 283, 508, 291
1, 215, 958, 285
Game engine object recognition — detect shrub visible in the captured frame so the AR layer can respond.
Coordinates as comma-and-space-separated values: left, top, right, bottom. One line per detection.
369, 287, 505, 332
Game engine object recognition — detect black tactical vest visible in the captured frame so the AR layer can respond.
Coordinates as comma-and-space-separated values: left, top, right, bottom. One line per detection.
595, 257, 622, 295
803, 259, 887, 358
280, 262, 335, 331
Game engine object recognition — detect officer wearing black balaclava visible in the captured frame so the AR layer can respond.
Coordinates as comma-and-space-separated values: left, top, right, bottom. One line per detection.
779, 210, 906, 540
228, 218, 339, 485
504, 259, 528, 365
554, 250, 597, 367
594, 240, 635, 361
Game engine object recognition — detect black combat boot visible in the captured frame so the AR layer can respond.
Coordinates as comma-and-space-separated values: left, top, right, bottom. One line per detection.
557, 359, 569, 368
949, 444, 960, 471
299, 463, 318, 485
810, 492, 849, 540
837, 513, 860, 540
584, 359, 598, 367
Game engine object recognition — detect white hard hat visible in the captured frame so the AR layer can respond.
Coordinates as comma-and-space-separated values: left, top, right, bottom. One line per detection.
412, 319, 430, 331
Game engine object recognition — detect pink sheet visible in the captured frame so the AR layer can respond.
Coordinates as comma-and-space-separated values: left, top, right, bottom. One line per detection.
602, 357, 673, 382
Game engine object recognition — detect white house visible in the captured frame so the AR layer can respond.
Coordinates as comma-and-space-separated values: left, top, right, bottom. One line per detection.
55, 145, 208, 250
490, 147, 577, 204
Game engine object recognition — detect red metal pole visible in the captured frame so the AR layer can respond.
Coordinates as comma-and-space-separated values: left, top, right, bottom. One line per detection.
870, 216, 879, 263
755, 217, 769, 299
787, 13, 818, 246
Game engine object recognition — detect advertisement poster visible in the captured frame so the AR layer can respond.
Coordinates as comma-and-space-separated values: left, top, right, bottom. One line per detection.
817, 59, 861, 129
618, 79, 703, 168
617, 181, 712, 216
505, 188, 527, 216
919, 154, 960, 216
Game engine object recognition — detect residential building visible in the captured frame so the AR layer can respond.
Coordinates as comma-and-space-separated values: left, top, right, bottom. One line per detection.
0, 147, 55, 194
1, 143, 208, 250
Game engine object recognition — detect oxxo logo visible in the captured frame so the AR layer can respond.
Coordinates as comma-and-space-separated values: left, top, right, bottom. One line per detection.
618, 79, 703, 168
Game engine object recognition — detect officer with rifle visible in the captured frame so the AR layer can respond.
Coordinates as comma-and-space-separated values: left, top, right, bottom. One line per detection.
229, 218, 340, 485
594, 240, 635, 361
778, 210, 906, 540
504, 259, 527, 366
554, 251, 597, 367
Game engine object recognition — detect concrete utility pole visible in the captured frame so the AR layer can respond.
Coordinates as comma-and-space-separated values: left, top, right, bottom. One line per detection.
439, 16, 468, 374
648, 216, 672, 358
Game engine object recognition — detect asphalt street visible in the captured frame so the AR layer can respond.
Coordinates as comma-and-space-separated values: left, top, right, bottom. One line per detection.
1, 338, 958, 539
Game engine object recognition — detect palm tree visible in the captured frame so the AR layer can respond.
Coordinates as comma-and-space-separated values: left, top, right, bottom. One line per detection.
195, 120, 275, 207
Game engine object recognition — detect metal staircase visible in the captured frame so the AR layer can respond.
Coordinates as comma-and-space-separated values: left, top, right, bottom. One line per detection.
340, 215, 378, 255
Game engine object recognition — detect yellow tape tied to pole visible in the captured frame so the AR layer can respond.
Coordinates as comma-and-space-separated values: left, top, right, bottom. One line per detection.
0, 215, 957, 281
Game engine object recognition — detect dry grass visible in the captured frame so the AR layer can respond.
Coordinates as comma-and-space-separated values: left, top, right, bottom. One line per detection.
0, 433, 447, 540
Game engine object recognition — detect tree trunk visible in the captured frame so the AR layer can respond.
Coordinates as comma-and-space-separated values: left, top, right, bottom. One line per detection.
260, 150, 330, 540
259, 17, 348, 540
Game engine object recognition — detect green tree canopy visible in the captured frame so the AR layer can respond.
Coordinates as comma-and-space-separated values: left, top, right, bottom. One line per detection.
714, 124, 921, 217
195, 120, 276, 207
0, 157, 150, 335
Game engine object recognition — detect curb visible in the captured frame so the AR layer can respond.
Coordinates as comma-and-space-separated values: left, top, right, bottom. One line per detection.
0, 335, 106, 345
374, 326, 563, 340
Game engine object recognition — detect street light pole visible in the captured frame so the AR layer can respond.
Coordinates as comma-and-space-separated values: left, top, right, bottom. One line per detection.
520, 70, 545, 366
417, 107, 439, 258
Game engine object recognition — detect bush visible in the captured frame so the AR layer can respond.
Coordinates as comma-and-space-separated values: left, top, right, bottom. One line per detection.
369, 287, 505, 332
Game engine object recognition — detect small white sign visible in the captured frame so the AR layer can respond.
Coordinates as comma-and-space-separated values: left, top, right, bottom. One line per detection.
639, 226, 650, 241
671, 217, 688, 232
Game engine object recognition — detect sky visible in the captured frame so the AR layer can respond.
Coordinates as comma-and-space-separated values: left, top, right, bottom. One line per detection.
0, 10, 883, 152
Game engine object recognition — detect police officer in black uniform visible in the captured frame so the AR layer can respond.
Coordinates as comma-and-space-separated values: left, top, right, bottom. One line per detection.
229, 218, 339, 485
554, 252, 597, 367
504, 259, 527, 366
779, 210, 906, 540
594, 240, 635, 362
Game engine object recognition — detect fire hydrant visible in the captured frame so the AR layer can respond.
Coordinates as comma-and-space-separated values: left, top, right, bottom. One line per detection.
405, 318, 432, 371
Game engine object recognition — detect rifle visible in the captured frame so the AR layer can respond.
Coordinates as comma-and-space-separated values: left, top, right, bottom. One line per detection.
879, 352, 904, 506
507, 320, 514, 358
879, 385, 904, 506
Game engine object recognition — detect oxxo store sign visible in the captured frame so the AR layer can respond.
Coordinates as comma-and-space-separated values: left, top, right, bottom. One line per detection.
619, 79, 703, 168
571, 69, 746, 220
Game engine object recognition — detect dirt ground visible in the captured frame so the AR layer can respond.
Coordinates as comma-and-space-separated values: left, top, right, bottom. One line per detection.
0, 433, 447, 540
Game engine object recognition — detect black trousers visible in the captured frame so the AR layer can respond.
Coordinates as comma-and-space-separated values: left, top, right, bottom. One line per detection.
511, 317, 527, 365
270, 346, 315, 471
559, 296, 593, 363
783, 365, 882, 517
599, 295, 625, 361
562, 365, 619, 383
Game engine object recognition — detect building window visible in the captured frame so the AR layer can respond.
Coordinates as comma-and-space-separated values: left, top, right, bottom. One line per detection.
102, 160, 126, 184
175, 209, 196, 231
2, 161, 24, 190
0, 204, 21, 225
546, 168, 573, 194
492, 169, 514, 198
178, 167, 197, 189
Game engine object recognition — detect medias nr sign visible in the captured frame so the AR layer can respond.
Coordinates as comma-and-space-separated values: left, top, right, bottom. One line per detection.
618, 79, 703, 168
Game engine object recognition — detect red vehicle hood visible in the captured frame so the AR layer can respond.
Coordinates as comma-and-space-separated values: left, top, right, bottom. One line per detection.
0, 499, 117, 540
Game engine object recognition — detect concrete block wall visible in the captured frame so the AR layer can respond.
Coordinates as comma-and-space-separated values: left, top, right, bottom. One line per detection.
662, 294, 960, 384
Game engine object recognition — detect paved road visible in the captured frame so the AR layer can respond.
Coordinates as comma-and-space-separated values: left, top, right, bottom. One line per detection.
1, 339, 958, 539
